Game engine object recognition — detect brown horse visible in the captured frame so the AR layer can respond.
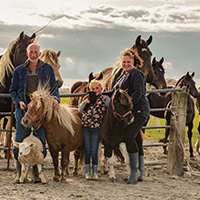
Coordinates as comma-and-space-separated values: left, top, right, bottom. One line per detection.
21, 85, 84, 182
195, 87, 200, 155
69, 72, 103, 107
0, 31, 35, 116
147, 72, 199, 157
99, 35, 154, 91
150, 57, 167, 90
39, 49, 63, 88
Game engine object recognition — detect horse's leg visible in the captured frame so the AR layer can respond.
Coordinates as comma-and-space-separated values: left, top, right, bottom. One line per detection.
162, 119, 170, 155
155, 117, 161, 132
60, 149, 70, 182
4, 117, 14, 159
73, 149, 81, 176
107, 151, 116, 181
37, 164, 47, 184
49, 149, 60, 182
187, 122, 194, 157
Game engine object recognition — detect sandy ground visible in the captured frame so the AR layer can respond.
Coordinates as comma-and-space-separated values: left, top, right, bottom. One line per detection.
0, 139, 200, 200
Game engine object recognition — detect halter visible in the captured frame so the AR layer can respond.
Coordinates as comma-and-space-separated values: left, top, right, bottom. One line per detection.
25, 110, 44, 124
111, 97, 132, 121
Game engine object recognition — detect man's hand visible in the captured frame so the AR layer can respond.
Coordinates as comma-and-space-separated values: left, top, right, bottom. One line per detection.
19, 101, 27, 110
53, 99, 59, 110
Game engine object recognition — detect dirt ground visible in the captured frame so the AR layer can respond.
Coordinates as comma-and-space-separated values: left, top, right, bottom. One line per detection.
0, 139, 200, 200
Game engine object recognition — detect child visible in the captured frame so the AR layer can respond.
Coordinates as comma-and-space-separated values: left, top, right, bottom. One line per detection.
78, 79, 110, 180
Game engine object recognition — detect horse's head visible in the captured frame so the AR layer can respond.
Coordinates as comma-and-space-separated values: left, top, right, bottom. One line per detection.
111, 88, 134, 127
151, 57, 167, 89
40, 49, 63, 88
11, 31, 36, 67
176, 72, 199, 98
22, 95, 44, 129
131, 35, 154, 84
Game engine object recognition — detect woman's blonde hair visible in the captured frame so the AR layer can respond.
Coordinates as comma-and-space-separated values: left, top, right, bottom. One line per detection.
89, 79, 102, 90
116, 48, 143, 68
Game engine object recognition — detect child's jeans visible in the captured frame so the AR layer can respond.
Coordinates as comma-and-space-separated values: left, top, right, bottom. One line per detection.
83, 127, 100, 165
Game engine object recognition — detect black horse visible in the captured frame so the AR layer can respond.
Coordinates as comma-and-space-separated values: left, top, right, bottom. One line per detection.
147, 72, 199, 157
0, 31, 36, 118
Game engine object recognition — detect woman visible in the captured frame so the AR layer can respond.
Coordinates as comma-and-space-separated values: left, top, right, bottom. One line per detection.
108, 49, 150, 184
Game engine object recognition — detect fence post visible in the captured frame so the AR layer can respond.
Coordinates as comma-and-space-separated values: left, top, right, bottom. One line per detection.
166, 90, 187, 175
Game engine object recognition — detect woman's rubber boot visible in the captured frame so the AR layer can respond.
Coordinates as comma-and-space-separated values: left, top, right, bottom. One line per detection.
85, 164, 91, 180
92, 165, 98, 180
32, 165, 41, 183
15, 160, 21, 183
138, 155, 144, 181
127, 153, 140, 184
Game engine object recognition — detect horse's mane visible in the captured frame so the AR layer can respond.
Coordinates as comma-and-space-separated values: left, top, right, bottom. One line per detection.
31, 84, 77, 136
113, 89, 133, 110
39, 49, 59, 66
0, 39, 17, 86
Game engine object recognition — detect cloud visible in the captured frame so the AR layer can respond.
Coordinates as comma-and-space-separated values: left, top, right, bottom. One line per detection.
0, 4, 200, 32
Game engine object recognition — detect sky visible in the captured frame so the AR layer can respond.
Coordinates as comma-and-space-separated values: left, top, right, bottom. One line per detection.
0, 0, 200, 88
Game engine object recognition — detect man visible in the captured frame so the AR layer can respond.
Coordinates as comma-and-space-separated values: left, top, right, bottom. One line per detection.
10, 43, 60, 183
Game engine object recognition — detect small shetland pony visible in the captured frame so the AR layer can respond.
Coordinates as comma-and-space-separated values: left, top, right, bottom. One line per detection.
100, 88, 134, 180
22, 85, 84, 182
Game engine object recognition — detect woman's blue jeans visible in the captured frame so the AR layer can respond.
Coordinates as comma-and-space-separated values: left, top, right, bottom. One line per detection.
83, 127, 100, 165
13, 107, 47, 160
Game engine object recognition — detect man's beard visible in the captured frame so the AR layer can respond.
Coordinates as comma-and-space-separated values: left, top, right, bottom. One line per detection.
29, 58, 38, 63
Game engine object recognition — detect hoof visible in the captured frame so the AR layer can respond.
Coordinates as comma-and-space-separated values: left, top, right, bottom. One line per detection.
53, 176, 60, 182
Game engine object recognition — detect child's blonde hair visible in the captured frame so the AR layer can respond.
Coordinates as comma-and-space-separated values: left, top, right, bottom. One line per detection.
89, 79, 102, 90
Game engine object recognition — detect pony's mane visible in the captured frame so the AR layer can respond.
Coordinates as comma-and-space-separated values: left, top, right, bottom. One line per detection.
0, 39, 17, 86
32, 85, 77, 136
39, 49, 59, 66
113, 89, 133, 110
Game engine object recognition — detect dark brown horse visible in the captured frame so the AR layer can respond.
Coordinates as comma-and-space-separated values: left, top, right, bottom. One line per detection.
21, 85, 84, 182
0, 31, 36, 118
100, 35, 154, 91
150, 57, 167, 90
100, 88, 134, 180
147, 72, 199, 157
131, 35, 154, 83
69, 72, 103, 107
195, 87, 200, 155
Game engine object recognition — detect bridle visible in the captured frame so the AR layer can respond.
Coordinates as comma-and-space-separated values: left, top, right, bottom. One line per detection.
24, 110, 44, 125
111, 97, 132, 121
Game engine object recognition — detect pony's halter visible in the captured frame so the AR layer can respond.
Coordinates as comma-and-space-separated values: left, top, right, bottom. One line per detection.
111, 97, 132, 120
25, 110, 44, 124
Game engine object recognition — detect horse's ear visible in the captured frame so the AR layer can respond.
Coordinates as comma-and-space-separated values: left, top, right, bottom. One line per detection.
19, 31, 24, 40
186, 71, 189, 76
89, 72, 94, 82
152, 57, 156, 65
97, 73, 103, 80
29, 93, 33, 100
30, 33, 36, 40
160, 57, 164, 64
57, 51, 61, 57
147, 35, 153, 46
191, 72, 195, 78
125, 89, 129, 94
135, 35, 141, 46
